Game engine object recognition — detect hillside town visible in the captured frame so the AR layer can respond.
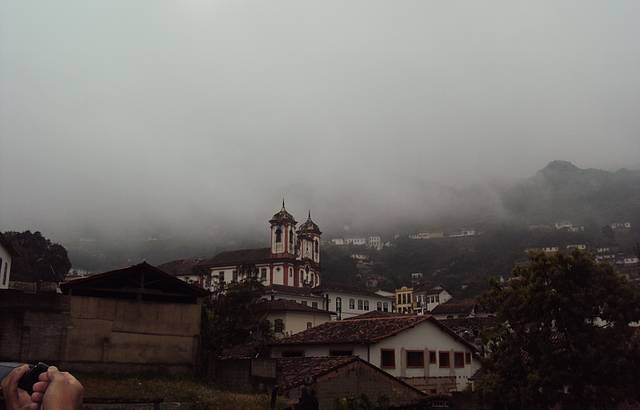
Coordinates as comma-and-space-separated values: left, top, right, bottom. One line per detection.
2, 201, 640, 409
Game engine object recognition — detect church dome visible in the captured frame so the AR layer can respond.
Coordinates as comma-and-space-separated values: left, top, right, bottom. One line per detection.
298, 211, 322, 235
269, 201, 297, 225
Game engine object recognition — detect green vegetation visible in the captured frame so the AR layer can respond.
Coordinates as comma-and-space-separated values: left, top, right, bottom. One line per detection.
478, 251, 640, 409
78, 373, 286, 410
201, 278, 272, 356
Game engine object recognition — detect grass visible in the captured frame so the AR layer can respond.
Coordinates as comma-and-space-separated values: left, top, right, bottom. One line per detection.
77, 373, 289, 410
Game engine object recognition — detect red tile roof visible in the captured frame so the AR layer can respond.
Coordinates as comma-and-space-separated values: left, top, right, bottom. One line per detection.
277, 356, 358, 390
274, 316, 430, 345
349, 311, 410, 320
276, 356, 426, 397
431, 299, 477, 316
274, 315, 479, 353
198, 248, 273, 268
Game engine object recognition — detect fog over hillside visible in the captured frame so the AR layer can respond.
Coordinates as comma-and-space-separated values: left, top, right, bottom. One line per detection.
2, 1, 640, 268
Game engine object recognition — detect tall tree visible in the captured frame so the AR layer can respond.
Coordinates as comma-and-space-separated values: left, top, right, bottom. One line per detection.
479, 251, 640, 410
201, 277, 272, 356
2, 230, 71, 281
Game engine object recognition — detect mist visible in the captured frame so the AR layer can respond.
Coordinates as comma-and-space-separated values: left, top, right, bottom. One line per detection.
2, 0, 640, 248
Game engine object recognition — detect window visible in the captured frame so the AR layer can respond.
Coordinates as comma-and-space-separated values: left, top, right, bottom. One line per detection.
436, 295, 440, 303
349, 298, 355, 309
289, 229, 294, 245
406, 351, 425, 368
383, 302, 389, 312
260, 268, 267, 281
314, 240, 319, 253
357, 299, 363, 310
306, 322, 312, 329
376, 302, 382, 311
381, 349, 395, 368
232, 270, 238, 282
275, 228, 282, 243
312, 302, 318, 309
429, 351, 437, 364
336, 297, 342, 312
330, 350, 353, 357
454, 352, 465, 368
439, 351, 450, 368
397, 294, 401, 304
274, 319, 284, 333
289, 267, 293, 277
465, 352, 471, 364
282, 351, 304, 357
301, 301, 308, 306
364, 300, 369, 311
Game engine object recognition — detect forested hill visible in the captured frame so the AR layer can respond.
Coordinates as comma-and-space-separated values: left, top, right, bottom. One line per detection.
501, 160, 640, 227
321, 161, 640, 298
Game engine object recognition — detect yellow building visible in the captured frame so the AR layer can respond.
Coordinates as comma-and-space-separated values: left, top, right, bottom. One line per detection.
394, 286, 414, 314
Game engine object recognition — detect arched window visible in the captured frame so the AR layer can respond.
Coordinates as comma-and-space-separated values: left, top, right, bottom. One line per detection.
275, 228, 282, 243
289, 228, 294, 245
274, 319, 284, 333
314, 240, 319, 253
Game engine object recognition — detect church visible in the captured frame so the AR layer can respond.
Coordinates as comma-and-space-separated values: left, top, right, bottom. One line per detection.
198, 202, 322, 289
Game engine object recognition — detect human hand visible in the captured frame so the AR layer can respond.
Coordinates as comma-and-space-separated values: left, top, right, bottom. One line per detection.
0, 365, 39, 410
32, 367, 83, 410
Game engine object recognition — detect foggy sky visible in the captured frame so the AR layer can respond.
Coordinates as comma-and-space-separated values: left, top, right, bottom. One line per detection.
2, 0, 640, 241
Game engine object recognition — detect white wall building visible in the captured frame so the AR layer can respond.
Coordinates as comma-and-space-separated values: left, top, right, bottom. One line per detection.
566, 244, 587, 250
408, 232, 444, 240
0, 236, 14, 290
367, 236, 383, 251
271, 316, 481, 393
324, 287, 394, 320
255, 299, 333, 338
344, 237, 367, 246
413, 285, 453, 314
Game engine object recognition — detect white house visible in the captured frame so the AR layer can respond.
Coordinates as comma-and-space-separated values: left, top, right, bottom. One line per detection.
323, 286, 394, 320
448, 229, 476, 238
566, 244, 587, 250
408, 232, 444, 240
254, 299, 333, 338
413, 285, 452, 314
263, 284, 327, 311
344, 237, 367, 246
610, 222, 632, 230
0, 235, 15, 290
271, 315, 481, 394
367, 236, 383, 251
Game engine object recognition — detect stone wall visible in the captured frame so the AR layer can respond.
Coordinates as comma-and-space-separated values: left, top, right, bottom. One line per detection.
0, 292, 70, 362
0, 291, 201, 374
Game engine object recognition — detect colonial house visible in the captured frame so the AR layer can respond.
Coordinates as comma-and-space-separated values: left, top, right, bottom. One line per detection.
395, 286, 414, 313
0, 234, 15, 290
271, 315, 481, 394
413, 285, 452, 315
262, 284, 395, 320
263, 284, 326, 310
323, 285, 394, 320
277, 356, 426, 409
254, 299, 333, 338
196, 203, 322, 291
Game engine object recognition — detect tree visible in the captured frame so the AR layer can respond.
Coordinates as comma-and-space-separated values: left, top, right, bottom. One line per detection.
201, 277, 272, 356
479, 251, 640, 410
2, 230, 71, 281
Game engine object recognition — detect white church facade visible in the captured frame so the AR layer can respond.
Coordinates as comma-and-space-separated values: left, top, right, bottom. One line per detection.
198, 202, 322, 290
